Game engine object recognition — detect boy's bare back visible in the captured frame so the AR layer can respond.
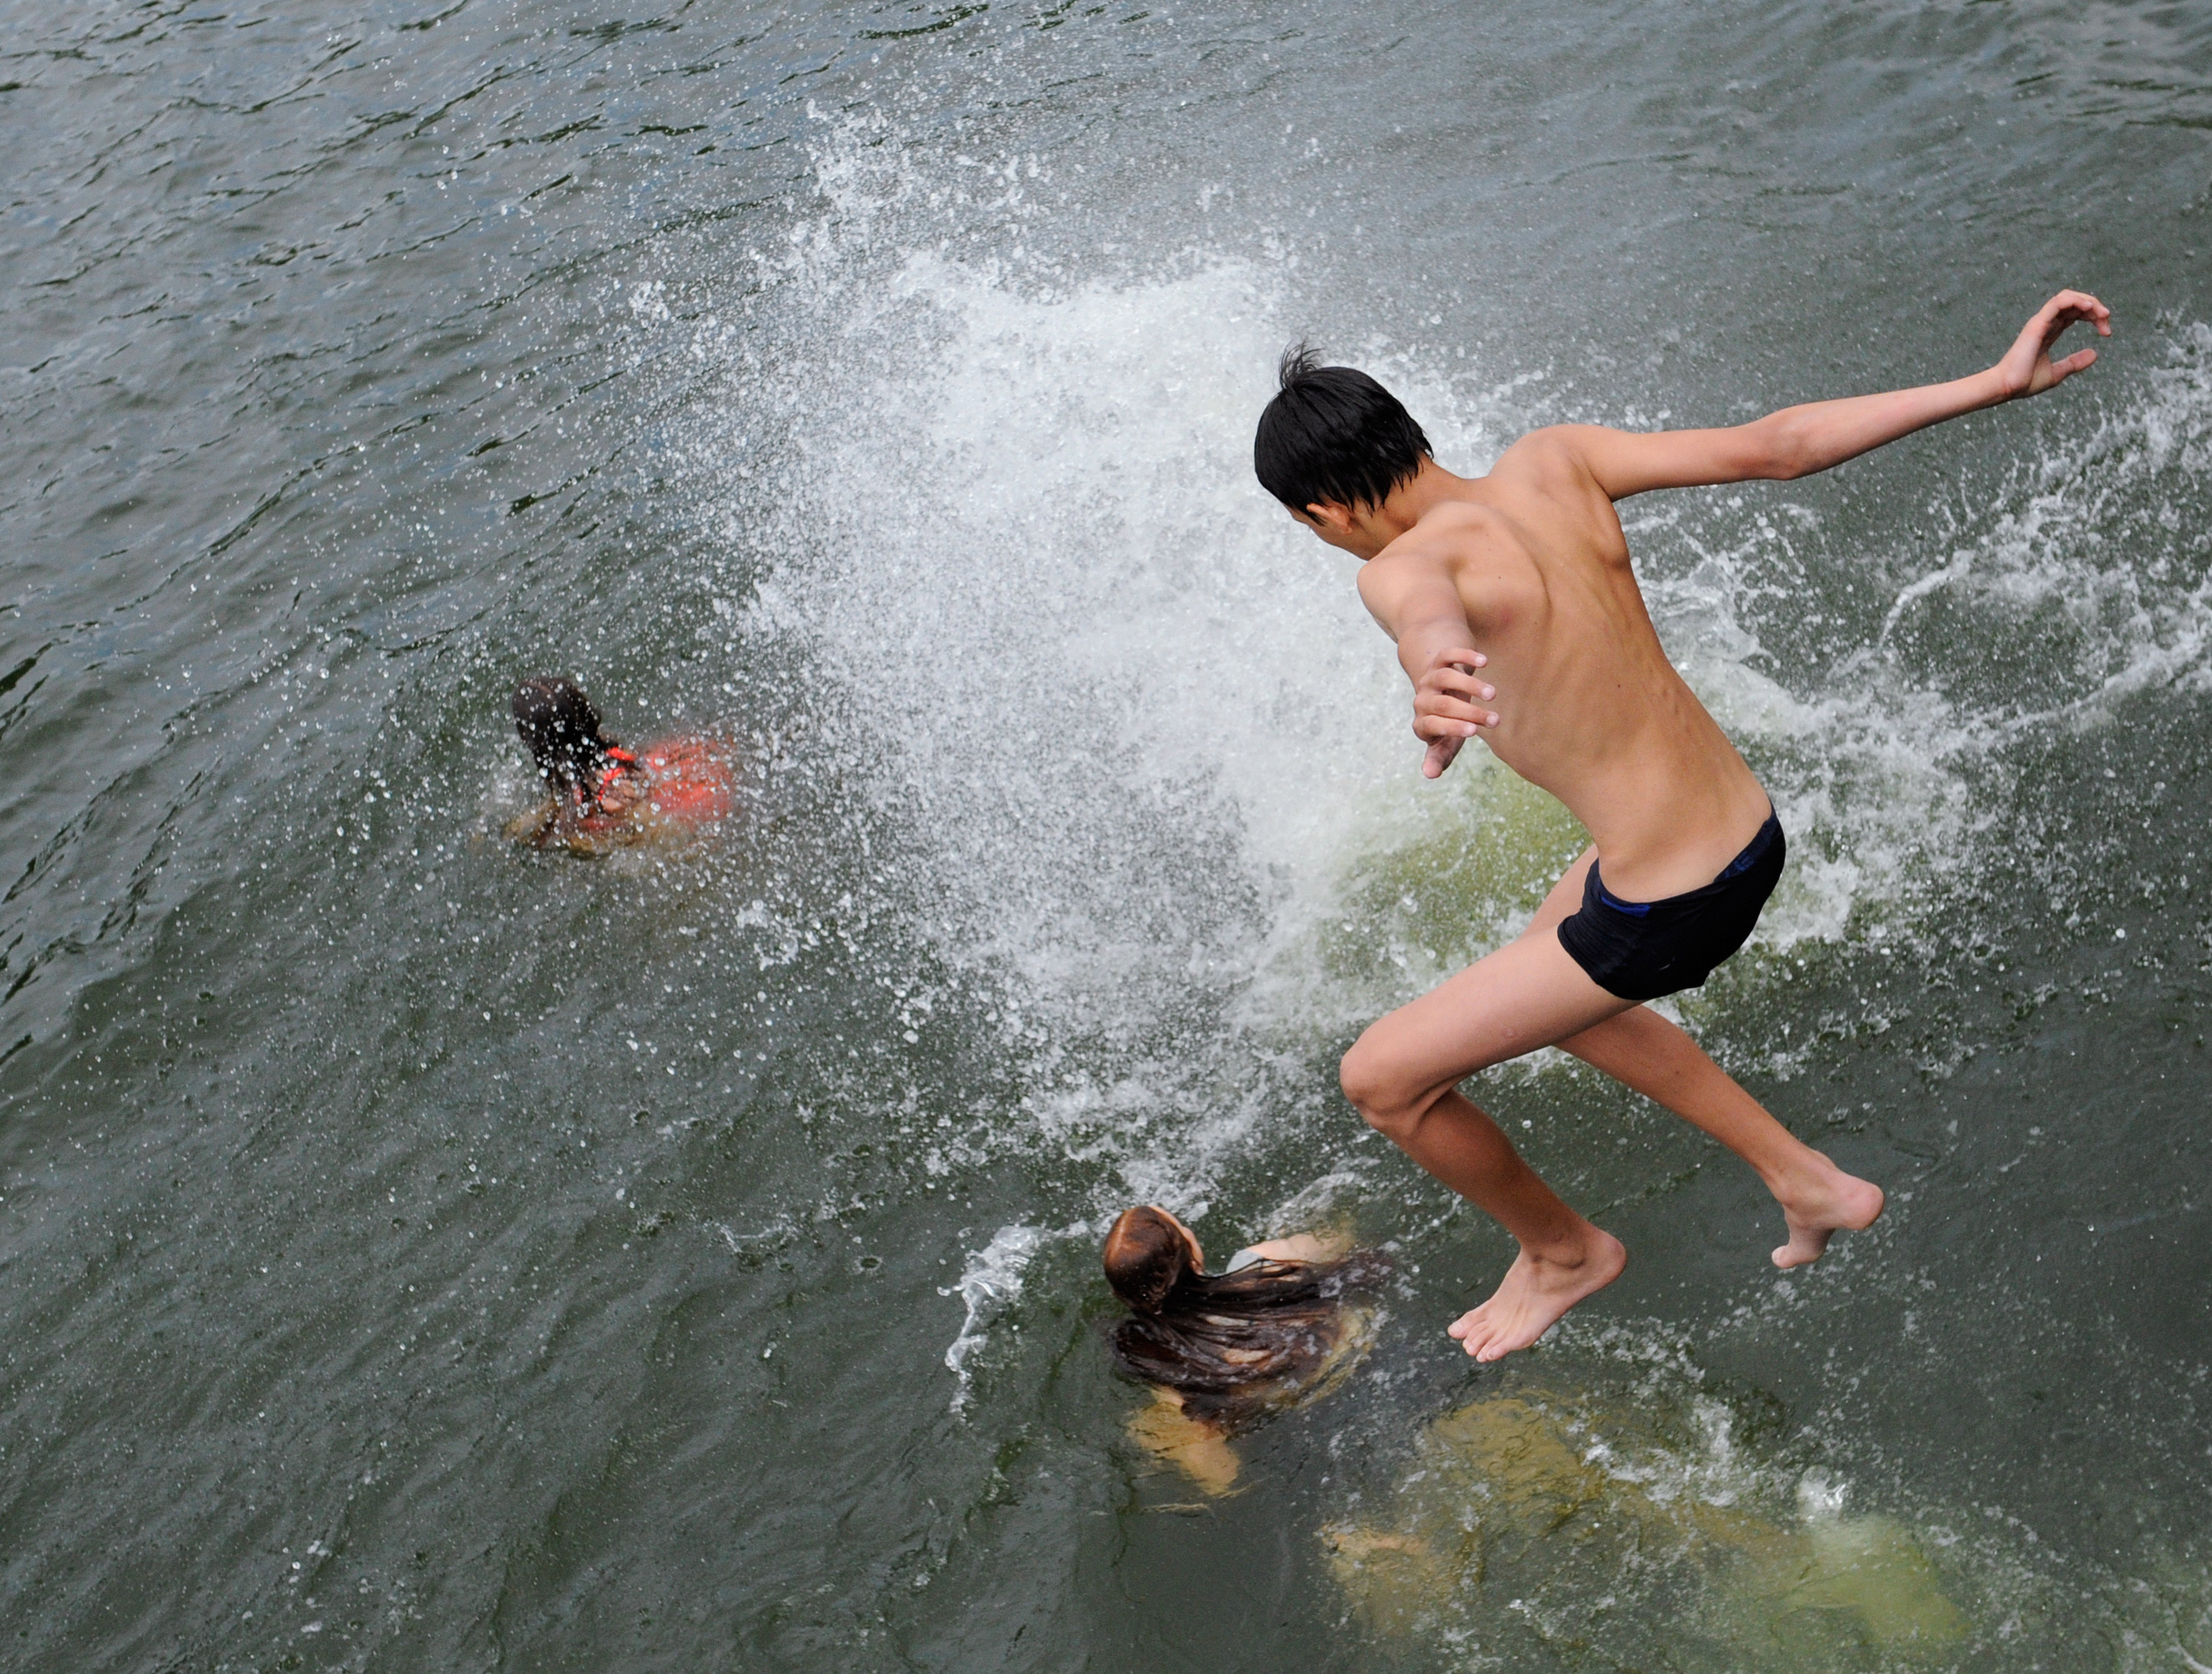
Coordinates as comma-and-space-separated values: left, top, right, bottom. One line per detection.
1354, 430, 1772, 901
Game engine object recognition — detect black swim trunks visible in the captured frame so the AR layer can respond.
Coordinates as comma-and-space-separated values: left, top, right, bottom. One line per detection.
1556, 812, 1785, 1003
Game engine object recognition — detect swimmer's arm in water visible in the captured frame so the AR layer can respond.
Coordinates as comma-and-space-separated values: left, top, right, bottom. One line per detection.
504, 799, 560, 847
1126, 1391, 1242, 1497
1357, 550, 1501, 781
595, 766, 643, 817
1547, 289, 2111, 501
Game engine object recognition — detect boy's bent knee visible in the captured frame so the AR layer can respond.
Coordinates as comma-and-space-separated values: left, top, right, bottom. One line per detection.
1340, 1033, 1432, 1142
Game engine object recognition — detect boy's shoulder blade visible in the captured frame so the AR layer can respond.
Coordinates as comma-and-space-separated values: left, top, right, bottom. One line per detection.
1492, 423, 1600, 476
1361, 507, 1499, 602
1406, 496, 1508, 555
1371, 515, 1471, 575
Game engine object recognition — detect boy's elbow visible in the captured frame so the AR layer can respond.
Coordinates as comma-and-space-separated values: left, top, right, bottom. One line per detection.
1769, 445, 1821, 481
1752, 414, 1819, 480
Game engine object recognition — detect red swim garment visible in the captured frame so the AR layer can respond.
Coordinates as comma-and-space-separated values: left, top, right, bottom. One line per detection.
574, 737, 736, 837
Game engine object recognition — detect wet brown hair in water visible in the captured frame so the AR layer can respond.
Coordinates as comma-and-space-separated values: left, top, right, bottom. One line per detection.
512, 675, 621, 805
1101, 1206, 1388, 1429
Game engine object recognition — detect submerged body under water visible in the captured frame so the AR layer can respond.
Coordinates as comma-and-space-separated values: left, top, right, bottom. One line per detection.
2, 1, 2210, 1669
1325, 1357, 1976, 1666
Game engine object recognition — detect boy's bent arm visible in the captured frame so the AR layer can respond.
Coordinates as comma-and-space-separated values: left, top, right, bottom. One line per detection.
1358, 554, 1501, 779
1560, 289, 2111, 501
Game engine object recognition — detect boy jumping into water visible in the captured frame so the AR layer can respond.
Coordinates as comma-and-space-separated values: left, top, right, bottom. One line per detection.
1254, 290, 2111, 1361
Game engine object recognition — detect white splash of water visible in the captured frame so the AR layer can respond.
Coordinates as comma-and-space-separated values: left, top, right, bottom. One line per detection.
676, 124, 2212, 1203
941, 1222, 1055, 1410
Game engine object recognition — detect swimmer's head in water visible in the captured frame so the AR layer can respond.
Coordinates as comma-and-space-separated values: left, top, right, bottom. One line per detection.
1103, 1207, 1389, 1428
1103, 1207, 1197, 1314
512, 675, 618, 795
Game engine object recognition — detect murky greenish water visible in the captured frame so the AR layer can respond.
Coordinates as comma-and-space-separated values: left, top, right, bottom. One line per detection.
3, 1, 2210, 1668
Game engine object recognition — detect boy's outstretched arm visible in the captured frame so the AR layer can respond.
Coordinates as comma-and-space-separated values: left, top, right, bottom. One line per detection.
1357, 555, 1501, 779
1561, 290, 2111, 501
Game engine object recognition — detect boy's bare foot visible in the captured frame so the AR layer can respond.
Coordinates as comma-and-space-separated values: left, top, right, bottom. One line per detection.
1771, 1152, 1885, 1268
1446, 1227, 1627, 1362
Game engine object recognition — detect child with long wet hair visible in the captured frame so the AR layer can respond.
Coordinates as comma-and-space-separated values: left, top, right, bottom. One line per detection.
1103, 1205, 1387, 1494
507, 675, 735, 852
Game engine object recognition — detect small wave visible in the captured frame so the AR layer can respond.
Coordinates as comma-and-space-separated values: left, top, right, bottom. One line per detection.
941, 1222, 1060, 1411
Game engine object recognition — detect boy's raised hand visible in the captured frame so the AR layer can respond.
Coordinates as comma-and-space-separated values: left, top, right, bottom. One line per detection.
1995, 290, 2111, 400
1412, 646, 1499, 779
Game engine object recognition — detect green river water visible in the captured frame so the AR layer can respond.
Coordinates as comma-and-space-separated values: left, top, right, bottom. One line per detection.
3, 2, 2210, 1668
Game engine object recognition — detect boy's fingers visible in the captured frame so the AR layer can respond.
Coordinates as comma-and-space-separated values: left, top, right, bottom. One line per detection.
1433, 665, 1497, 694
1430, 671, 1497, 701
1414, 714, 1488, 744
2043, 291, 2110, 333
1418, 701, 1496, 728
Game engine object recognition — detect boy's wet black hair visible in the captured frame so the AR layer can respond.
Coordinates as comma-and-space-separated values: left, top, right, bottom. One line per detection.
1253, 343, 1433, 515
512, 675, 618, 794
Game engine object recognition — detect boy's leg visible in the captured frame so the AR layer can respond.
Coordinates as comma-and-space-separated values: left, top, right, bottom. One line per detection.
1509, 850, 1884, 1266
1342, 847, 1885, 1357
1339, 854, 1637, 1361
1556, 1006, 1883, 1266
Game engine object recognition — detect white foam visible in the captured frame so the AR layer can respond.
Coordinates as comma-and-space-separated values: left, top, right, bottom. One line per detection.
940, 1222, 1056, 1410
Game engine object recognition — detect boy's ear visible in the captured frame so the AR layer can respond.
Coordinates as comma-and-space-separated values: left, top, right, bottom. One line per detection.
1302, 501, 1358, 535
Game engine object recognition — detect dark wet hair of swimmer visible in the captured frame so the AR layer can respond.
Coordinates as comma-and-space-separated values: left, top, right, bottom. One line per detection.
512, 675, 621, 799
1101, 1205, 1388, 1429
